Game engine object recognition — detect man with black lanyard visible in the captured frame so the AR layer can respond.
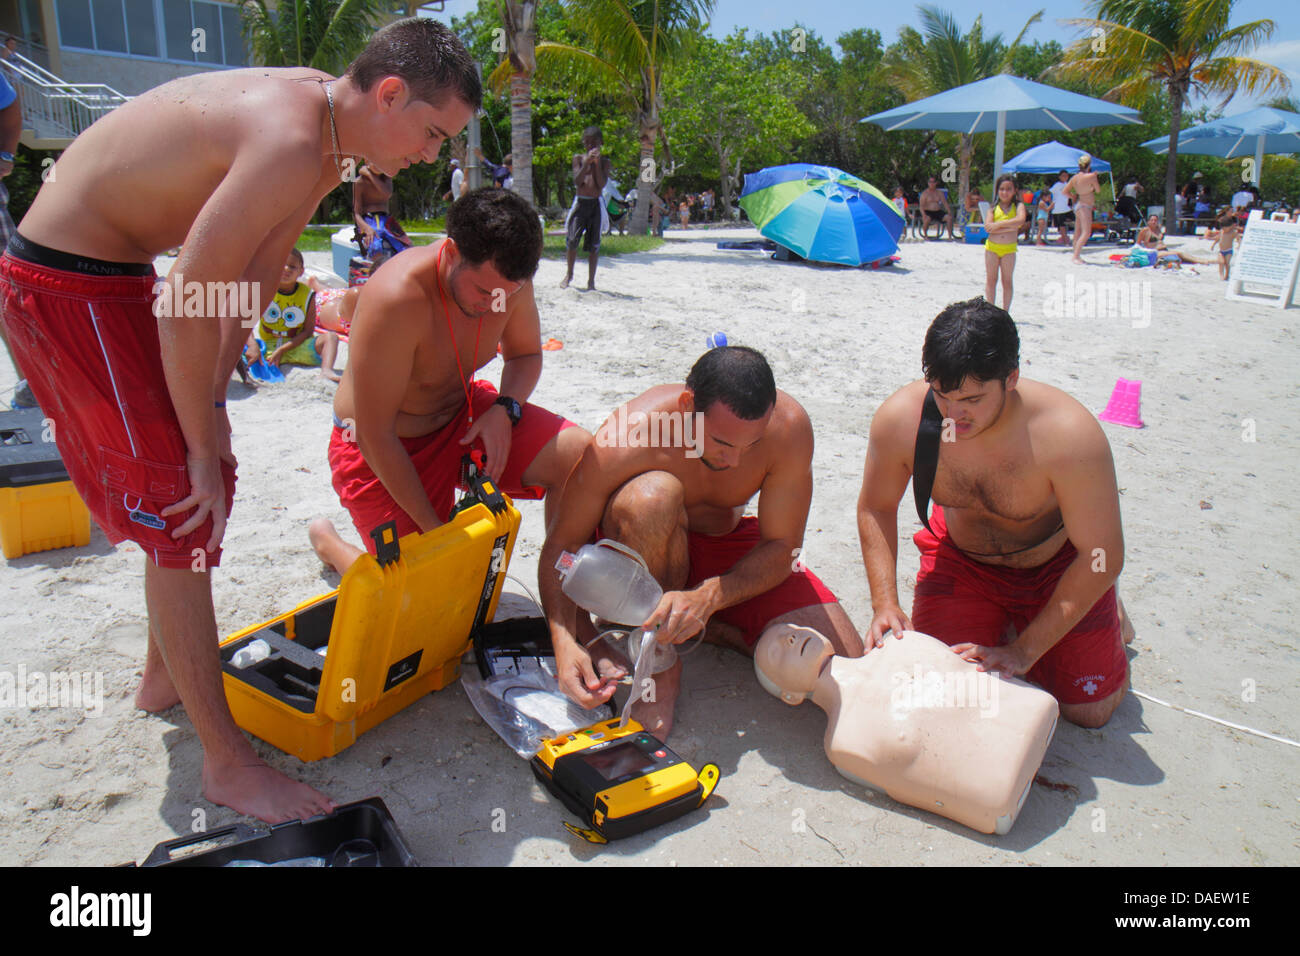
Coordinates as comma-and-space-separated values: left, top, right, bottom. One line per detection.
856, 297, 1133, 728
309, 187, 590, 575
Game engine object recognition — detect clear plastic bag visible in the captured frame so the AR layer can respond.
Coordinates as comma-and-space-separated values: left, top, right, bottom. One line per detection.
460, 646, 612, 759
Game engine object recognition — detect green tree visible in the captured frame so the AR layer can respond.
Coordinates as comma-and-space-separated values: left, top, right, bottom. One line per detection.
526, 0, 715, 233
662, 32, 814, 215
496, 1, 540, 204
239, 0, 389, 73
240, 0, 393, 223
881, 5, 1043, 213
1055, 0, 1290, 228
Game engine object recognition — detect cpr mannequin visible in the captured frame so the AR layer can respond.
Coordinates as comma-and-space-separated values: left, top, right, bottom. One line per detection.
754, 625, 1058, 834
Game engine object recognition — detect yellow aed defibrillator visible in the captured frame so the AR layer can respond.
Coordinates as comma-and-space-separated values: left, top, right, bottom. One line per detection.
531, 717, 719, 843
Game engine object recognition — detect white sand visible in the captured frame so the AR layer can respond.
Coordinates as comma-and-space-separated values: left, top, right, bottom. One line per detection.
1, 228, 1296, 866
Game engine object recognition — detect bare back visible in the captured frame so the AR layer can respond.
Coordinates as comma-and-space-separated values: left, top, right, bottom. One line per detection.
573, 385, 812, 538
1069, 172, 1100, 207
20, 68, 339, 263
354, 168, 395, 215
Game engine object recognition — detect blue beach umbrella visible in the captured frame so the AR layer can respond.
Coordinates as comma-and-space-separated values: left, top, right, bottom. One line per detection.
738, 163, 905, 267
1141, 108, 1300, 187
861, 75, 1142, 178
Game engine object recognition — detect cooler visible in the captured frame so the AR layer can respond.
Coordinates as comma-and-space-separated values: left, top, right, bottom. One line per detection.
0, 406, 91, 559
330, 226, 357, 281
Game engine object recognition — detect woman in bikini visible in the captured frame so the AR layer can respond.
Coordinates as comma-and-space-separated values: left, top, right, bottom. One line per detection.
1066, 154, 1101, 265
1133, 215, 1211, 267
983, 174, 1026, 310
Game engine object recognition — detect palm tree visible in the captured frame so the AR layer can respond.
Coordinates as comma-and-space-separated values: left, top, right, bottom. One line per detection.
510, 0, 714, 234
240, 0, 389, 74
495, 1, 539, 205
1055, 0, 1289, 230
882, 6, 1043, 217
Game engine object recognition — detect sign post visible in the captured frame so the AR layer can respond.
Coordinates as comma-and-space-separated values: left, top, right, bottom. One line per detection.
1226, 210, 1300, 309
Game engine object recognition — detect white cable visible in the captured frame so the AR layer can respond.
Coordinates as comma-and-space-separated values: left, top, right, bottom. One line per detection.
503, 573, 542, 614
1131, 690, 1299, 749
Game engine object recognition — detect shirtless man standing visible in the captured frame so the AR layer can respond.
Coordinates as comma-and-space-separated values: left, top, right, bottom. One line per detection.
1066, 154, 1101, 265
918, 176, 952, 239
0, 19, 479, 822
857, 298, 1131, 728
540, 346, 862, 739
309, 188, 589, 571
561, 126, 612, 290
353, 163, 413, 262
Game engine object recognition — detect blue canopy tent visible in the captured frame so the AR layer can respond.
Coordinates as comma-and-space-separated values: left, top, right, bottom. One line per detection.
861, 75, 1142, 178
1141, 107, 1300, 187
1002, 140, 1115, 204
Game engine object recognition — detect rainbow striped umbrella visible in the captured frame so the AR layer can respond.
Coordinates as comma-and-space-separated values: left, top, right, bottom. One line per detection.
739, 163, 905, 266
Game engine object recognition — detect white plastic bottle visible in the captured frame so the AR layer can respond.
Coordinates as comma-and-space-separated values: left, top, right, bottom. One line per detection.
232, 638, 271, 669
555, 540, 676, 672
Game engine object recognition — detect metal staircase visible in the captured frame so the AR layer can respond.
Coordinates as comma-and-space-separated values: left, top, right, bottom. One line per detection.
2, 47, 131, 150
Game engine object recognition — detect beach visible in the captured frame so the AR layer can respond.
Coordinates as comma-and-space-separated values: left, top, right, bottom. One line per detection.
0, 227, 1296, 866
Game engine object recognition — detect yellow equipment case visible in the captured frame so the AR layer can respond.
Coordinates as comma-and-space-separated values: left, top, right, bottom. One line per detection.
220, 489, 521, 761
0, 407, 91, 560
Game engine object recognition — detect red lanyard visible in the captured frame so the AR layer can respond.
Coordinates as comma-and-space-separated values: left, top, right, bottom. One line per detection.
434, 241, 482, 424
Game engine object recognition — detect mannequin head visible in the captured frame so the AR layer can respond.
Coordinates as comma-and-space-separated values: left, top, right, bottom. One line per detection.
753, 624, 834, 705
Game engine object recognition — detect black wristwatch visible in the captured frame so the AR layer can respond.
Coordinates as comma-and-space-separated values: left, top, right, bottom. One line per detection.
494, 395, 522, 426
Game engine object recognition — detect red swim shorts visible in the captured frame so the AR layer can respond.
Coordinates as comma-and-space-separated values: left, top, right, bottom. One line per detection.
911, 505, 1126, 705
685, 516, 839, 646
329, 379, 575, 551
0, 253, 236, 569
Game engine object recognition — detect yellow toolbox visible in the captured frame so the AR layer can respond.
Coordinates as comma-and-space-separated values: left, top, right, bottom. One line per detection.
220, 490, 521, 761
0, 408, 91, 560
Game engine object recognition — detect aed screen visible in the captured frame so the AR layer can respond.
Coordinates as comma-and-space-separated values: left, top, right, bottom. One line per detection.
582, 741, 655, 781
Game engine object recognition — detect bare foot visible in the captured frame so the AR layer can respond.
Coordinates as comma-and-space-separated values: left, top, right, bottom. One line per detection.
203, 757, 336, 824
629, 657, 681, 741
559, 275, 571, 288
585, 282, 596, 291
308, 516, 362, 575
1118, 600, 1136, 645
319, 369, 341, 384
134, 664, 181, 713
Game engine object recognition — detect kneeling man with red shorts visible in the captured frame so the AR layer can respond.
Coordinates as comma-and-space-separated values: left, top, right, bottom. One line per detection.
857, 297, 1131, 729
310, 188, 590, 572
539, 345, 864, 741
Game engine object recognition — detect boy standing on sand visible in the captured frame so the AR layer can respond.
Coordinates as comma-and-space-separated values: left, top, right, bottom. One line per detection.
562, 126, 613, 290
0, 19, 480, 823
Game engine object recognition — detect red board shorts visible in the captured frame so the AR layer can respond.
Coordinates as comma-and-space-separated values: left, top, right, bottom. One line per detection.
329, 379, 575, 551
911, 505, 1126, 706
685, 516, 838, 646
0, 252, 236, 569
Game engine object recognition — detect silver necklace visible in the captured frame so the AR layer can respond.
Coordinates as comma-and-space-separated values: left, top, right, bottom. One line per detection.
325, 81, 343, 180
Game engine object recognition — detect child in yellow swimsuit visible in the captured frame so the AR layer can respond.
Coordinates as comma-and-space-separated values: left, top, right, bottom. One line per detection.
983, 174, 1026, 310
244, 249, 342, 383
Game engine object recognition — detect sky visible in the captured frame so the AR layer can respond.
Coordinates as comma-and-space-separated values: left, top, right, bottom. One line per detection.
422, 0, 1300, 114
